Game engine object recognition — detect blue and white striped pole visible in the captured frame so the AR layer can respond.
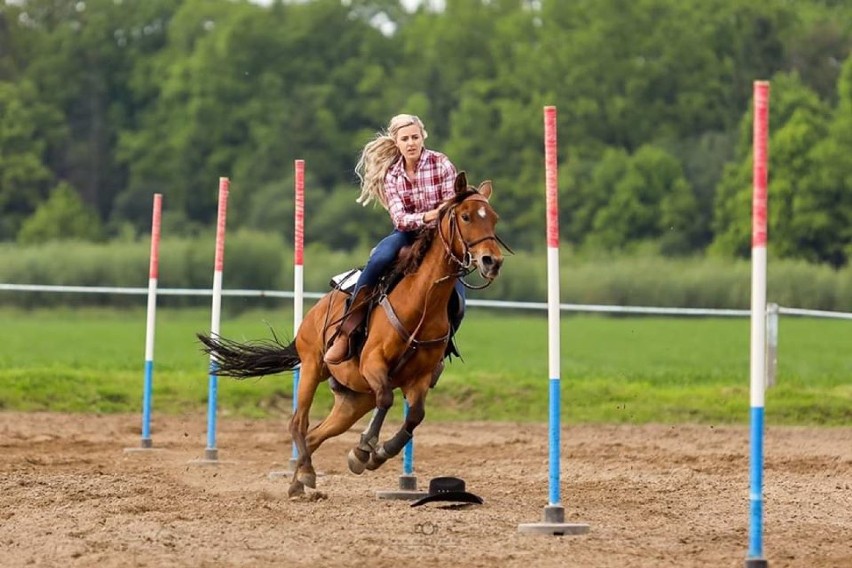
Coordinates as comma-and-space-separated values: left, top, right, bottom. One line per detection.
746, 81, 770, 568
402, 400, 414, 477
375, 395, 425, 499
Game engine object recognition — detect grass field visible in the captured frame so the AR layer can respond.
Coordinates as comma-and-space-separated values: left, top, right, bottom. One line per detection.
0, 307, 850, 425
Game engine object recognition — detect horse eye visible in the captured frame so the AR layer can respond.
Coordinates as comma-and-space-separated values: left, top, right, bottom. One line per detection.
461, 213, 471, 222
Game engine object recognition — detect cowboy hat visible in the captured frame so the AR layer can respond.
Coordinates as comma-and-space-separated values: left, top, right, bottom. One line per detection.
410, 476, 484, 507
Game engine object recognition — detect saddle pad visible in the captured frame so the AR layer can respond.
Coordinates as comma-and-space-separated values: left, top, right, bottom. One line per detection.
329, 269, 361, 293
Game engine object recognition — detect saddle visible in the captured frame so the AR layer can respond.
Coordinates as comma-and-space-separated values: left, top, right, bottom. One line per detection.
329, 264, 464, 362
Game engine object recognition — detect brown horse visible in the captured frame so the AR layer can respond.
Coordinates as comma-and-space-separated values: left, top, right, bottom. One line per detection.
198, 172, 505, 497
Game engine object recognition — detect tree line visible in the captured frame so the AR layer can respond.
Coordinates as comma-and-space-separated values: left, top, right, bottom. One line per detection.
2, 0, 851, 266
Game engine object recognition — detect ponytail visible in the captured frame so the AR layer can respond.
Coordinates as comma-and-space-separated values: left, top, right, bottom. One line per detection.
355, 114, 428, 208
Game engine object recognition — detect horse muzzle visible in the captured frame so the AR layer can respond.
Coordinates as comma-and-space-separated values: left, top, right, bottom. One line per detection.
477, 254, 503, 280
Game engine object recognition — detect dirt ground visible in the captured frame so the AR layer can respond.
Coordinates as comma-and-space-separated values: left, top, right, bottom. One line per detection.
0, 412, 850, 568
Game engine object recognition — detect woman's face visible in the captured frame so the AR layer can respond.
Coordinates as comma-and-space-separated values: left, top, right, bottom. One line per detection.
395, 124, 424, 164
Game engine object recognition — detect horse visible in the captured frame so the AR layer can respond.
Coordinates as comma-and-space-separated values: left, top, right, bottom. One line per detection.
197, 172, 506, 497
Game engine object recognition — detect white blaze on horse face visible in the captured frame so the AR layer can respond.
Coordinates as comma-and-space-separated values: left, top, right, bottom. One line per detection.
477, 206, 487, 219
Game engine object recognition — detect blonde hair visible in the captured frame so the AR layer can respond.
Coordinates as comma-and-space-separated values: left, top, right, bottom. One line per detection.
355, 114, 428, 208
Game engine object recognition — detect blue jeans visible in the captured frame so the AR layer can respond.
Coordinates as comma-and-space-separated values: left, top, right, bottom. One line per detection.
354, 229, 466, 319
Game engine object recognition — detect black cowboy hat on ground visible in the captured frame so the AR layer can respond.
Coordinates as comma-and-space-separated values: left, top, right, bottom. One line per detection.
410, 476, 484, 507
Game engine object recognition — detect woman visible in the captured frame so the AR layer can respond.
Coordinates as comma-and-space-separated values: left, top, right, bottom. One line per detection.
324, 114, 465, 365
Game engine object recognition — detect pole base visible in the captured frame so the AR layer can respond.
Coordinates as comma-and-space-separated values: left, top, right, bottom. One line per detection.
123, 438, 164, 453
745, 559, 768, 568
188, 448, 236, 466
518, 505, 590, 536
376, 474, 428, 500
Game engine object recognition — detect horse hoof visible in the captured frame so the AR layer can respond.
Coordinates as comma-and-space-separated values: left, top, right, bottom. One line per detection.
288, 480, 305, 498
365, 453, 386, 471
298, 471, 317, 489
347, 448, 368, 475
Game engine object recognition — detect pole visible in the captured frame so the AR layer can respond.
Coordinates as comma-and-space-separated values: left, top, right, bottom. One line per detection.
518, 106, 589, 536
747, 80, 770, 568
204, 177, 230, 462
291, 160, 305, 468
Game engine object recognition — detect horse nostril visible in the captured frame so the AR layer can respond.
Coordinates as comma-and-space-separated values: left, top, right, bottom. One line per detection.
482, 255, 494, 267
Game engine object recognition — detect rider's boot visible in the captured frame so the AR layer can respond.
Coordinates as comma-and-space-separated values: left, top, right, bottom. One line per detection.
324, 286, 373, 365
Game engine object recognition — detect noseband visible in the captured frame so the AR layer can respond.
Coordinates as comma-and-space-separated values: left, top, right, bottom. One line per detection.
438, 192, 513, 290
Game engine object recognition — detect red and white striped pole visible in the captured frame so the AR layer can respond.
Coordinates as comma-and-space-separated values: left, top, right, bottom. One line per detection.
747, 80, 770, 568
519, 106, 588, 536
290, 160, 305, 468
138, 193, 162, 449
204, 177, 230, 463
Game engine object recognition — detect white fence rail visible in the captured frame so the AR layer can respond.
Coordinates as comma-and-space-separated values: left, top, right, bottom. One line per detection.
2, 282, 852, 320
4, 282, 851, 388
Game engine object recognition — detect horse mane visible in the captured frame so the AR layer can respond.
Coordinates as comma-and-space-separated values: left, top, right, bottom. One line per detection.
391, 188, 481, 278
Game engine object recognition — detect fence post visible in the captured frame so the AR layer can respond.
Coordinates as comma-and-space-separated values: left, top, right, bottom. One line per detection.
765, 302, 778, 388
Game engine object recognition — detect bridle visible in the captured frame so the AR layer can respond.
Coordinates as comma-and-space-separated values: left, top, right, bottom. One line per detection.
437, 191, 513, 290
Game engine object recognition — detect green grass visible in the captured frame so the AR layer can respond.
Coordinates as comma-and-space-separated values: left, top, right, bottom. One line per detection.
0, 307, 850, 425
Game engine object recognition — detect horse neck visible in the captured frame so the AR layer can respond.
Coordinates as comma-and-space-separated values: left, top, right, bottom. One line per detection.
393, 230, 458, 314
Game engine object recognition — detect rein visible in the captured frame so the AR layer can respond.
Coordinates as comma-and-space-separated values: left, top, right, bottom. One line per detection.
380, 293, 450, 377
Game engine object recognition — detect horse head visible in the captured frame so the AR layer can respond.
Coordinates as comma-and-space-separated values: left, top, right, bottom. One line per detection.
438, 172, 505, 283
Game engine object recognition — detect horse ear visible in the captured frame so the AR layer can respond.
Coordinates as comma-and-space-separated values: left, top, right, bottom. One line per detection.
477, 180, 493, 200
454, 171, 468, 195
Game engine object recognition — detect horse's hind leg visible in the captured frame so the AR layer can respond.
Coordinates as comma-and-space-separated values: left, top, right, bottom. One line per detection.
288, 358, 326, 497
304, 388, 374, 480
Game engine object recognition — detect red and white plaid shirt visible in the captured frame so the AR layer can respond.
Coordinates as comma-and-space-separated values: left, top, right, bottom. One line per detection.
384, 148, 457, 231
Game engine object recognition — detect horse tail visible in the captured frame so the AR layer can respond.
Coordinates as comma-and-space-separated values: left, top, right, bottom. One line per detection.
196, 332, 301, 379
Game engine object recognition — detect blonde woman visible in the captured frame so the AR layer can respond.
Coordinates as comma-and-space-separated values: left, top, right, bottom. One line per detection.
325, 114, 464, 365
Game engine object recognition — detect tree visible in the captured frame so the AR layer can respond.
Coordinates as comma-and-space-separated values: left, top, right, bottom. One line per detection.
538, 0, 737, 150
13, 0, 182, 227
587, 145, 698, 253
711, 72, 840, 264
0, 80, 65, 239
118, 0, 393, 233
391, 0, 513, 141
561, 148, 629, 248
805, 57, 852, 266
18, 182, 103, 244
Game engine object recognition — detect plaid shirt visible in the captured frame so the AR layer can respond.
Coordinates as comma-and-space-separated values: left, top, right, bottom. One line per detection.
385, 148, 457, 231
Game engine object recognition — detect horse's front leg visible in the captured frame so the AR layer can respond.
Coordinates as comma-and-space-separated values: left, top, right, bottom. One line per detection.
365, 381, 428, 471
348, 367, 394, 475
347, 406, 390, 474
